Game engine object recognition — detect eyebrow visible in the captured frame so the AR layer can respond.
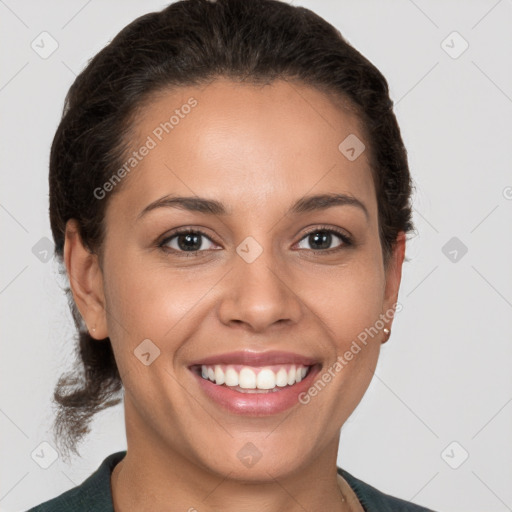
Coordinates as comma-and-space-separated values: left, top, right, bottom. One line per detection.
137, 192, 369, 220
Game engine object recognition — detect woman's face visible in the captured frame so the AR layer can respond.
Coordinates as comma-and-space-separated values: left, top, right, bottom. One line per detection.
79, 78, 404, 479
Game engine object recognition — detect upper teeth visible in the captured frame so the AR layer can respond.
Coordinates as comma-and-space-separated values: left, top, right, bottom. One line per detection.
201, 364, 309, 390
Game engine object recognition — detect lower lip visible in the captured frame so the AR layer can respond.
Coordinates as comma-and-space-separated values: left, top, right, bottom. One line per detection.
190, 364, 321, 416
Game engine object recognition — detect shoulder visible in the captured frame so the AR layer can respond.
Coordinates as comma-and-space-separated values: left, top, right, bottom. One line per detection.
25, 451, 126, 512
338, 467, 438, 512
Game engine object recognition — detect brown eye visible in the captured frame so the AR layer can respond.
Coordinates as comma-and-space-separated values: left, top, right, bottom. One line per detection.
296, 227, 352, 252
159, 229, 218, 255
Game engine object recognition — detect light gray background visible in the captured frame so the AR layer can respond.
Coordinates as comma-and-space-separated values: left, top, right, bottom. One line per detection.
1, 1, 511, 511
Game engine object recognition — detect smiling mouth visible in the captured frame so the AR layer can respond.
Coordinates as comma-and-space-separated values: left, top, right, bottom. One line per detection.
190, 363, 316, 393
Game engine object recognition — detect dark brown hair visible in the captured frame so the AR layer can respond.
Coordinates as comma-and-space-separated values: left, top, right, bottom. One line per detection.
49, 0, 415, 458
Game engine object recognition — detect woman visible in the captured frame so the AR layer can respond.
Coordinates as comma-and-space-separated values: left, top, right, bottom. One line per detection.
28, 0, 436, 510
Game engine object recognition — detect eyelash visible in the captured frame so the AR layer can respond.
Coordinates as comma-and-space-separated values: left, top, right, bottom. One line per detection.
158, 225, 353, 258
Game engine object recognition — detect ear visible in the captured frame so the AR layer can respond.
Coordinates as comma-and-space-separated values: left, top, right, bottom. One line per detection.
382, 231, 406, 328
64, 219, 108, 340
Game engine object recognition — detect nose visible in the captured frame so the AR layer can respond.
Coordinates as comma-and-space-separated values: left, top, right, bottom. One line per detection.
217, 240, 303, 333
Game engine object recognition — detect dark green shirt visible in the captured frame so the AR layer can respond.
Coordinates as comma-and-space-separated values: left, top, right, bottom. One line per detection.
26, 451, 437, 511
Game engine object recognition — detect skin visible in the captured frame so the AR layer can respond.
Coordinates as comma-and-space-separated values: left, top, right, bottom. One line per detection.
64, 78, 405, 512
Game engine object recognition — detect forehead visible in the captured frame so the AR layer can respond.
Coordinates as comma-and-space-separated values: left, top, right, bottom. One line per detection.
109, 78, 377, 221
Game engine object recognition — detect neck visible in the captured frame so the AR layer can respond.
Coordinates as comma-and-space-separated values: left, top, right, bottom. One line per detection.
111, 396, 355, 512
111, 440, 353, 510
112, 457, 353, 512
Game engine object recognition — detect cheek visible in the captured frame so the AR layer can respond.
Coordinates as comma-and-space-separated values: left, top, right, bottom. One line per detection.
312, 257, 385, 345
101, 255, 195, 388
102, 252, 218, 347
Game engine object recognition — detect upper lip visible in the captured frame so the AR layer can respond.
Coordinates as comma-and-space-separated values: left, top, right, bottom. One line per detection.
188, 350, 319, 367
